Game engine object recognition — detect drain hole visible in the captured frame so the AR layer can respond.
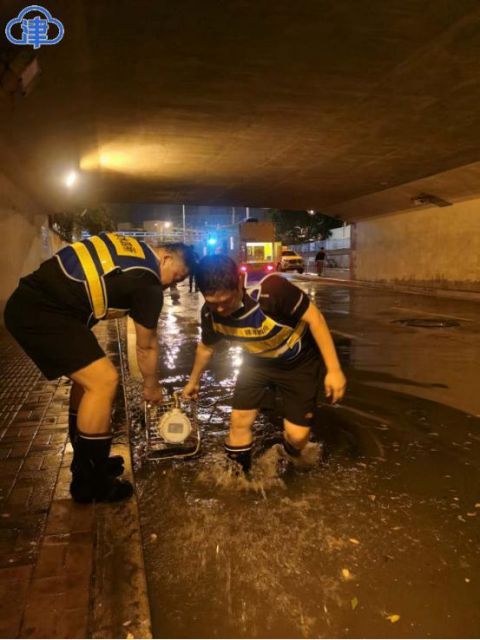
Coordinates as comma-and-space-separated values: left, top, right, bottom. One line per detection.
393, 318, 460, 328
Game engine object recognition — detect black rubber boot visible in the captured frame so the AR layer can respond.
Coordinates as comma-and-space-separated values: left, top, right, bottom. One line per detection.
69, 411, 125, 477
282, 436, 302, 458
70, 432, 133, 504
224, 441, 253, 474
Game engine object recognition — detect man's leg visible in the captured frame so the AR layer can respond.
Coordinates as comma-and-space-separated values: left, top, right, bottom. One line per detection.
68, 380, 124, 477
68, 357, 132, 503
225, 409, 257, 472
276, 353, 320, 459
283, 419, 311, 457
68, 381, 83, 444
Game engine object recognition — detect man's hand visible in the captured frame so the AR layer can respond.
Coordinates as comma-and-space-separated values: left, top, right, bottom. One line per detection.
143, 384, 164, 405
324, 369, 346, 404
183, 380, 200, 400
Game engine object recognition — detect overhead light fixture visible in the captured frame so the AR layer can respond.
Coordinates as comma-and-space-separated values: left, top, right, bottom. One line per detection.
308, 209, 315, 215
411, 193, 452, 208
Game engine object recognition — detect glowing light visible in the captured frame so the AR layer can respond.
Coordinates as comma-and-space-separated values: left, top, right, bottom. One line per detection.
207, 236, 217, 246
64, 171, 78, 188
80, 140, 175, 176
266, 265, 274, 271
164, 221, 172, 229
240, 265, 247, 272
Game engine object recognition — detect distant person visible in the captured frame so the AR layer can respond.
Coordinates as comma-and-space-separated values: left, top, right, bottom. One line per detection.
189, 246, 200, 293
315, 248, 326, 276
4, 233, 194, 503
183, 255, 346, 473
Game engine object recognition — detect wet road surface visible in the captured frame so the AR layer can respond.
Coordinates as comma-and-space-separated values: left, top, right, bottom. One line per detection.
131, 277, 480, 638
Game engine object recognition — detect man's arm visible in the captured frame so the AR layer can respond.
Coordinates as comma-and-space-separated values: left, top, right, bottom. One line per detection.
301, 302, 346, 403
134, 321, 163, 404
183, 342, 216, 399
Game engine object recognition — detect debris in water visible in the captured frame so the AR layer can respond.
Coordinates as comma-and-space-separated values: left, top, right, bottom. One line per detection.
475, 503, 480, 509
351, 597, 358, 610
150, 533, 157, 542
466, 512, 477, 517
349, 538, 360, 545
341, 568, 352, 580
368, 494, 376, 502
465, 578, 471, 583
386, 614, 400, 623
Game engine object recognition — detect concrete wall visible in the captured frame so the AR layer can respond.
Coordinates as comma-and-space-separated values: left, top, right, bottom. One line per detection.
354, 198, 480, 292
0, 171, 50, 318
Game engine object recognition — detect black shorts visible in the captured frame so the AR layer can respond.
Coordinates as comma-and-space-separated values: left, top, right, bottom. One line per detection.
4, 284, 105, 380
232, 352, 321, 427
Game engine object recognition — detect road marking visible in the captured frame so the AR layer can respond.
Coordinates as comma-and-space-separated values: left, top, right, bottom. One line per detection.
391, 306, 474, 323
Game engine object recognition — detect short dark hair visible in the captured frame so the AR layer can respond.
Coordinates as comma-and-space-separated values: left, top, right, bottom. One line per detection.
196, 255, 239, 293
161, 243, 196, 272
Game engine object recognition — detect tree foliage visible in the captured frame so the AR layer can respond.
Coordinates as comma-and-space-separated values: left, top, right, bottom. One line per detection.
50, 206, 116, 242
268, 209, 343, 244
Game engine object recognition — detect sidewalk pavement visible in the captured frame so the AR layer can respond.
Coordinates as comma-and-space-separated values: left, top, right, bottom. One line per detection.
0, 321, 151, 639
301, 271, 480, 302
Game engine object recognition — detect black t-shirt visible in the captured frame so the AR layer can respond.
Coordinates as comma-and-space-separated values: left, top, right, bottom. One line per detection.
201, 274, 317, 363
315, 250, 326, 261
20, 256, 163, 329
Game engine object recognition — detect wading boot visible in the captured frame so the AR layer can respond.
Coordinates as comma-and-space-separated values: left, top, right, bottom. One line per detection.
70, 432, 133, 504
282, 436, 302, 459
224, 441, 253, 475
281, 436, 323, 470
69, 410, 125, 477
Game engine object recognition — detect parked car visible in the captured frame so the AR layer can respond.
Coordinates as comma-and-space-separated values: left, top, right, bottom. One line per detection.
277, 249, 304, 273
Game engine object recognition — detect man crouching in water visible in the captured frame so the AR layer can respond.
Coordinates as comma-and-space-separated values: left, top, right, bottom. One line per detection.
183, 255, 346, 473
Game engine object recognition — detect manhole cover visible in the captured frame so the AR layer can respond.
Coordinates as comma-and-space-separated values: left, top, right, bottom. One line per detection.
393, 318, 460, 328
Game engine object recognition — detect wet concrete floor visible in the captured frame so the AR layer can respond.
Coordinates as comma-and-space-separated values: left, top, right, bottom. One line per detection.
133, 277, 480, 638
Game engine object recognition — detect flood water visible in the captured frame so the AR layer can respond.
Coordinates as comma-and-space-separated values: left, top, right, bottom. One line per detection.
129, 278, 480, 638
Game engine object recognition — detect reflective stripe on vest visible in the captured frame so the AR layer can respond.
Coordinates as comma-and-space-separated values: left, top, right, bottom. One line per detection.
70, 241, 107, 319
105, 233, 145, 259
56, 233, 160, 320
211, 298, 307, 361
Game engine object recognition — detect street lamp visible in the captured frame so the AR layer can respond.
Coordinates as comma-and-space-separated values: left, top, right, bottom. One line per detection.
64, 170, 78, 188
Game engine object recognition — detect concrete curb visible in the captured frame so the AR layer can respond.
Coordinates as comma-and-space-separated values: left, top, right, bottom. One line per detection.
91, 443, 152, 639
90, 321, 152, 639
300, 272, 480, 302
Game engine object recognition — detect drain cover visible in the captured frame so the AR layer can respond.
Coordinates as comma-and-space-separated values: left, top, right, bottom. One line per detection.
394, 318, 460, 328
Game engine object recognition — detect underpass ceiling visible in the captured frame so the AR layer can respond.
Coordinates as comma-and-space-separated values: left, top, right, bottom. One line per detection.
1, 0, 480, 217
